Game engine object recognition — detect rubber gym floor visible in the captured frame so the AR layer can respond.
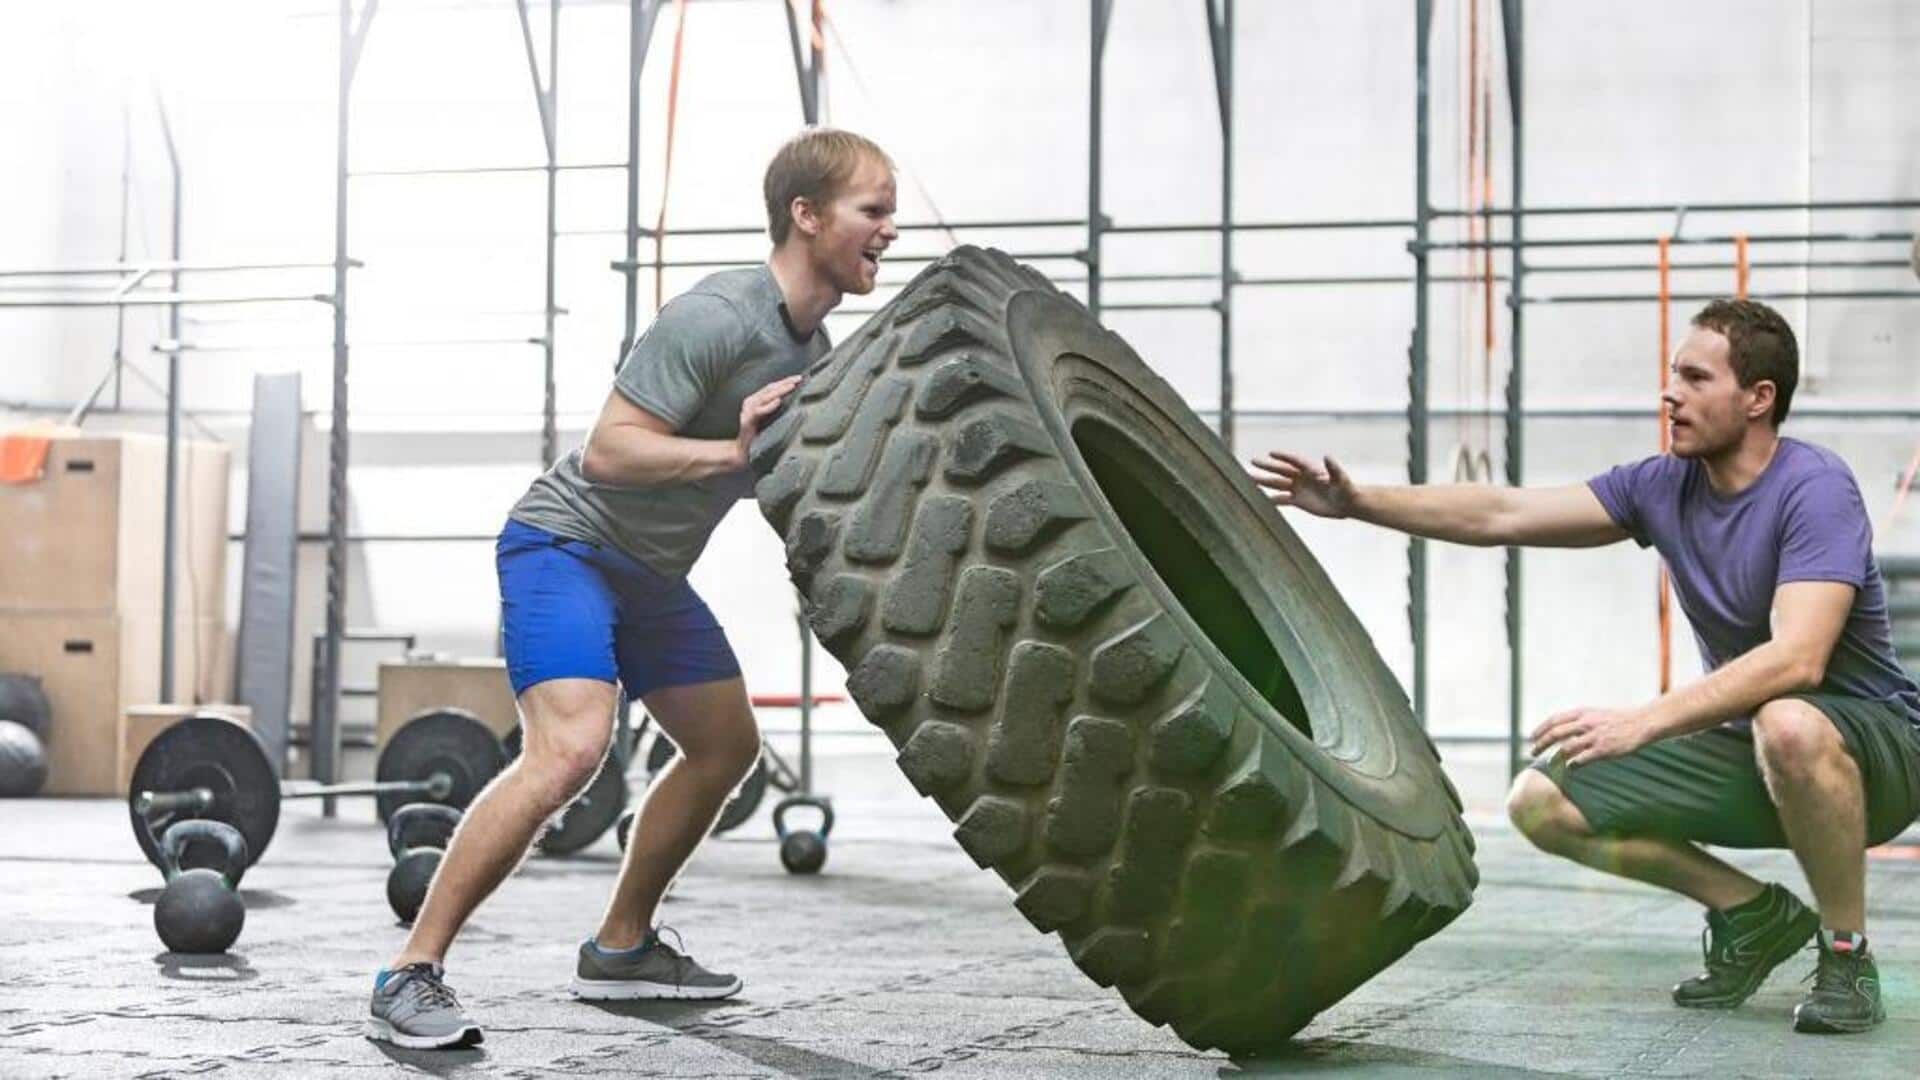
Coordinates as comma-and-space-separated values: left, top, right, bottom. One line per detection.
3, 740, 1915, 1078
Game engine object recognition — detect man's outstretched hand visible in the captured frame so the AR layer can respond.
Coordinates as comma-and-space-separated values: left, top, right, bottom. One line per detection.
735, 374, 804, 468
1250, 452, 1358, 519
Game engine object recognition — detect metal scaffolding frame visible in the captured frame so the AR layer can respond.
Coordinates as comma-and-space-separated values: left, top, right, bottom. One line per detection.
1410, 0, 1920, 770
310, 0, 830, 799
313, 0, 584, 805
184, 0, 1920, 775
0, 88, 339, 707
10, 2, 1916, 777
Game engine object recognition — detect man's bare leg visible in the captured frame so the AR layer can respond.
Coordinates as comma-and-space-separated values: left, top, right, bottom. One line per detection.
1506, 769, 1765, 910
387, 677, 618, 970
593, 677, 761, 950
1752, 698, 1868, 933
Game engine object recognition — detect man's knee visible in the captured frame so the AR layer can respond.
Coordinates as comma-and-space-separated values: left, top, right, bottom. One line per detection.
1752, 698, 1847, 781
665, 722, 761, 787
1506, 769, 1588, 854
521, 729, 612, 808
516, 683, 616, 806
716, 726, 762, 786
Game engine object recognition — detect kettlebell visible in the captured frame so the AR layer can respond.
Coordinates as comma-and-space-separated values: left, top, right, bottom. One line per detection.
386, 803, 462, 924
772, 796, 834, 875
154, 820, 249, 954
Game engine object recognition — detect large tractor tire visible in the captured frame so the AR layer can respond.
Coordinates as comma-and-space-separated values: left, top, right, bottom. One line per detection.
750, 246, 1476, 1054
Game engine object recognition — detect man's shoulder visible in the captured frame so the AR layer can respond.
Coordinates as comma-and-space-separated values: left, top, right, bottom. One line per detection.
684, 267, 773, 313
645, 273, 761, 355
1601, 451, 1688, 490
1773, 439, 1866, 516
1778, 437, 1855, 482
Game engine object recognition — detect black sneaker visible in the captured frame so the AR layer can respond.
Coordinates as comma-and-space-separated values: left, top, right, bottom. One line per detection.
1672, 883, 1821, 1009
1793, 932, 1885, 1034
569, 927, 742, 1001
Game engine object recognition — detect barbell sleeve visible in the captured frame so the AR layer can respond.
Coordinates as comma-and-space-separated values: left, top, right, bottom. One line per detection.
135, 788, 216, 816
279, 772, 453, 802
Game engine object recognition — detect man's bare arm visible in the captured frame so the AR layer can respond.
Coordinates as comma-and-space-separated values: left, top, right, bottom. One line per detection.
1250, 451, 1628, 548
580, 376, 800, 487
1639, 580, 1854, 738
1531, 580, 1855, 763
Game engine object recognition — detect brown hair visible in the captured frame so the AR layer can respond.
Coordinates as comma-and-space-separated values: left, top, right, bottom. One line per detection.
763, 127, 893, 245
1690, 298, 1799, 427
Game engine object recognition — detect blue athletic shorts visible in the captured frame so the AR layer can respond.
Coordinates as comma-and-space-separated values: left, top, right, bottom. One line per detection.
496, 517, 741, 698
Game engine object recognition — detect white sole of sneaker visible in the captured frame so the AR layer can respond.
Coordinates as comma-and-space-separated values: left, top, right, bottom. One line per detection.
1792, 1003, 1886, 1034
364, 1017, 484, 1049
569, 975, 743, 1001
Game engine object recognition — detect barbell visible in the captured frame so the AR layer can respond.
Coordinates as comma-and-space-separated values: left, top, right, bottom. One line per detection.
128, 708, 505, 875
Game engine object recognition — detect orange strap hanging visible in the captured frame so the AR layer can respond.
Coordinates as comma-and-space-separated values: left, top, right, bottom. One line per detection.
652, 0, 690, 313
1734, 232, 1750, 298
1467, 0, 1480, 294
1885, 445, 1920, 530
1478, 0, 1496, 465
785, 0, 827, 56
1657, 235, 1673, 694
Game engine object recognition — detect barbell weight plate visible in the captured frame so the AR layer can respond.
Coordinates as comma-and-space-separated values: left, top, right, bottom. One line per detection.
375, 708, 506, 825
501, 725, 630, 855
129, 715, 279, 877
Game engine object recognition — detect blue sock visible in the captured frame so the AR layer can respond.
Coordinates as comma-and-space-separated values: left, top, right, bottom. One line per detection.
588, 930, 656, 957
375, 968, 392, 991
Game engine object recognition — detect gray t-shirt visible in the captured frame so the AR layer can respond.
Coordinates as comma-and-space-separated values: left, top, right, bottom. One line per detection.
510, 265, 829, 578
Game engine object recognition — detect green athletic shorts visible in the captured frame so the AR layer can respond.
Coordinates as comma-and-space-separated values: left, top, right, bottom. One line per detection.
1530, 693, 1920, 848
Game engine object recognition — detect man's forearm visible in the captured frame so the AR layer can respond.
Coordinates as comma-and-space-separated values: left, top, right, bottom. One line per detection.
581, 427, 742, 487
1640, 640, 1821, 740
1349, 483, 1513, 546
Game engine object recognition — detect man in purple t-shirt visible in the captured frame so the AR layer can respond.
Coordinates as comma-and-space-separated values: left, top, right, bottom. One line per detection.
1253, 299, 1920, 1035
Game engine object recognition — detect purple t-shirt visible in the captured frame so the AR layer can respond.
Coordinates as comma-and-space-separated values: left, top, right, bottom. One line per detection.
1588, 438, 1920, 732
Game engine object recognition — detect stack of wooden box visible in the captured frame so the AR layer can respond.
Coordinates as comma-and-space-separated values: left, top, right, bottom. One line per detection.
0, 433, 232, 795
377, 658, 518, 745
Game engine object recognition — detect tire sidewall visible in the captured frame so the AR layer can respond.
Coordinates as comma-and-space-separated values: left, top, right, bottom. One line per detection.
1002, 289, 1458, 840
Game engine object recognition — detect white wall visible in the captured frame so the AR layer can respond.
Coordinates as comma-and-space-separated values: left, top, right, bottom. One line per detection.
2, 0, 1916, 739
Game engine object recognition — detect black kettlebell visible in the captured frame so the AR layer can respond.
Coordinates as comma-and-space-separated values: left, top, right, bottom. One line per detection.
615, 808, 636, 853
386, 803, 462, 924
154, 820, 249, 954
0, 719, 48, 797
773, 796, 834, 875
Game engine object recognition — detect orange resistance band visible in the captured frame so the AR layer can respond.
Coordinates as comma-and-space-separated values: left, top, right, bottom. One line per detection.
1887, 445, 1920, 529
784, 0, 827, 55
1657, 234, 1673, 694
1462, 0, 1495, 465
1734, 232, 1750, 298
1479, 2, 1494, 431
652, 0, 690, 313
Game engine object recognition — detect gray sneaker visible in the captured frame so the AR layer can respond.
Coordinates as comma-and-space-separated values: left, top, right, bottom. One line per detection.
570, 928, 742, 1001
365, 962, 483, 1049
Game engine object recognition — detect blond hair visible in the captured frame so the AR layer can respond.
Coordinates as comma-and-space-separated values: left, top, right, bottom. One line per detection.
763, 127, 894, 245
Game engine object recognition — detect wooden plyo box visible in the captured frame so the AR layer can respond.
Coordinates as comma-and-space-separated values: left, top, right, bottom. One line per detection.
119, 703, 255, 794
0, 612, 223, 795
0, 433, 228, 620
376, 658, 518, 747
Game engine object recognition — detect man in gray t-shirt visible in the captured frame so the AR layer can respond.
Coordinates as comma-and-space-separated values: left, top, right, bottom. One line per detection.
1253, 299, 1914, 1035
367, 128, 899, 1050
510, 263, 831, 577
